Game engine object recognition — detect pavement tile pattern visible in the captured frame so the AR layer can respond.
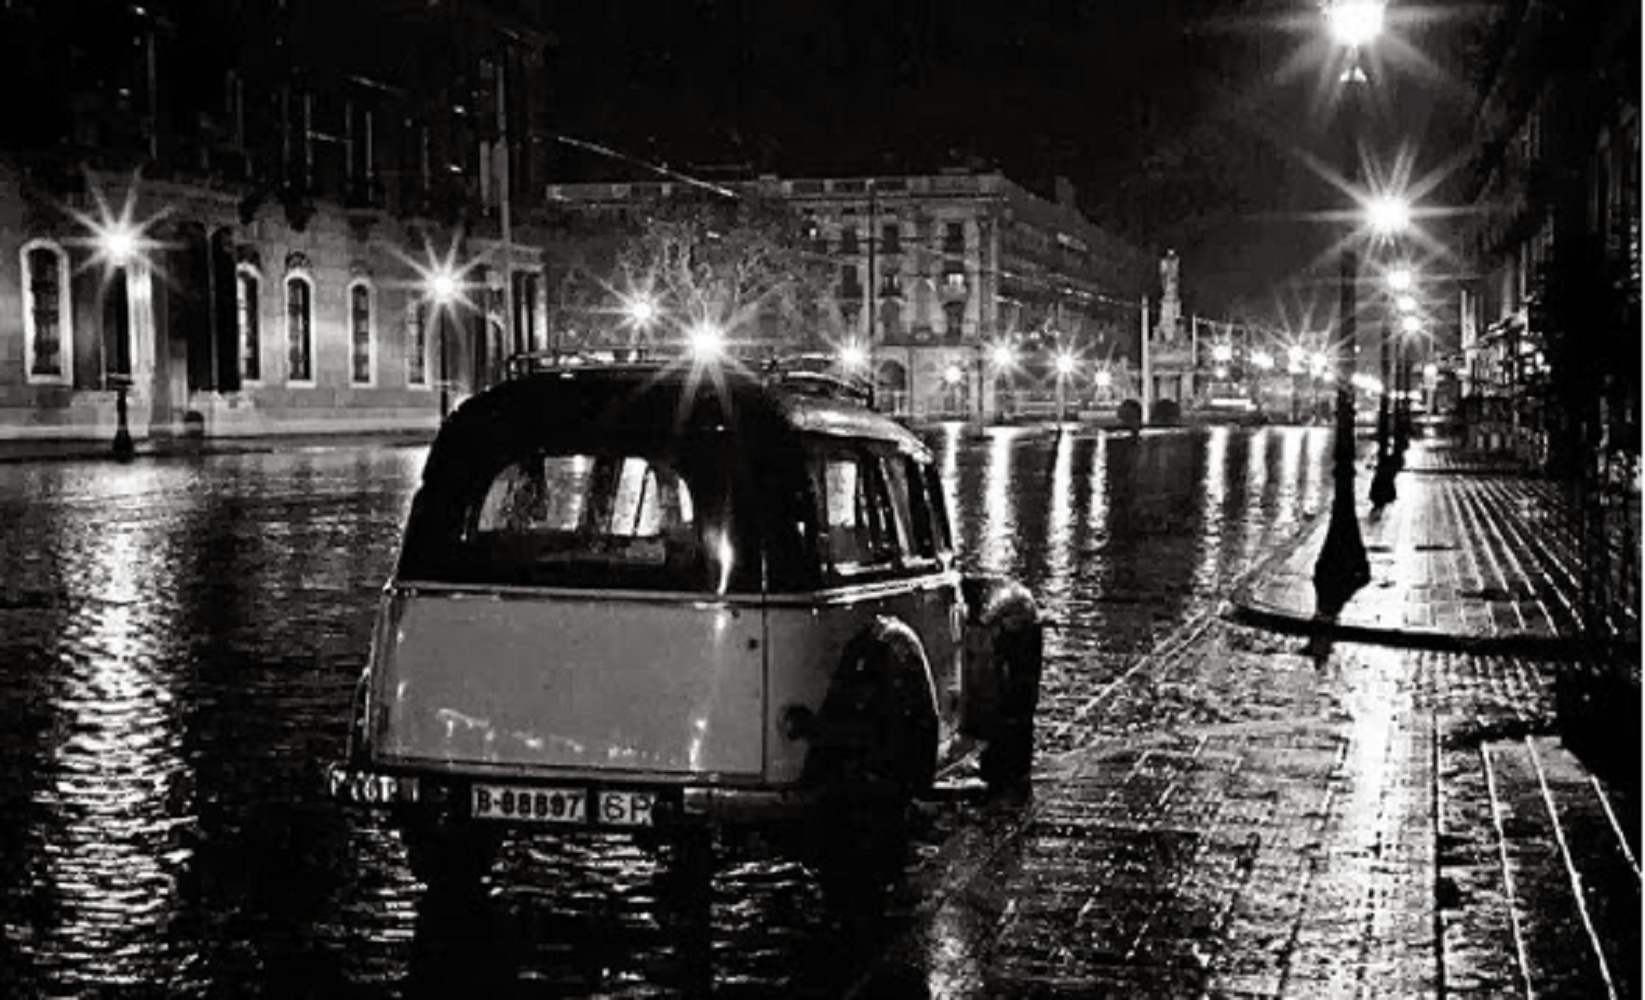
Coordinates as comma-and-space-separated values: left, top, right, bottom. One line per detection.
837, 438, 1640, 998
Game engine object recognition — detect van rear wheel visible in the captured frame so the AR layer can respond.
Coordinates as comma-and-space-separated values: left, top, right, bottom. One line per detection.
809, 680, 932, 919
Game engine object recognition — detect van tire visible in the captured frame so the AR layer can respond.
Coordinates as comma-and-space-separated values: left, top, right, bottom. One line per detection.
400, 820, 500, 893
979, 623, 1043, 790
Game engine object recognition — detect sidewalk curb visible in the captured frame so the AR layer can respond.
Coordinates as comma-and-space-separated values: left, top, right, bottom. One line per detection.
1226, 598, 1587, 659
0, 434, 434, 465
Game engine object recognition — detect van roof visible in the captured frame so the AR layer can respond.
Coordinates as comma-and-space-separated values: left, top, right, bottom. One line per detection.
436, 362, 931, 459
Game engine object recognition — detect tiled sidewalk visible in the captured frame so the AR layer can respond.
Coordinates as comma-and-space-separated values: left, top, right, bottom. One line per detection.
1231, 444, 1594, 655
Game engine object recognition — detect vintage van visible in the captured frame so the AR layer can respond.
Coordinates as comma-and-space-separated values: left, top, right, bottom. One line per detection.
326, 359, 1042, 903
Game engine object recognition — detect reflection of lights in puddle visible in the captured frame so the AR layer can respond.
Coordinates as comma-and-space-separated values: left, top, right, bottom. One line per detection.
43, 520, 188, 977
980, 431, 1016, 573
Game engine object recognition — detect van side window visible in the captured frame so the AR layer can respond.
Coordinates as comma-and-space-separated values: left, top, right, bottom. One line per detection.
921, 463, 955, 557
884, 455, 938, 563
806, 446, 900, 576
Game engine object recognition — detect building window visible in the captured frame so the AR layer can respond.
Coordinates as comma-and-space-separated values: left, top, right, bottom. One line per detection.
943, 301, 965, 340
20, 240, 71, 383
236, 266, 261, 382
286, 274, 314, 383
349, 281, 374, 384
944, 270, 966, 292
840, 226, 860, 254
840, 263, 862, 299
407, 299, 429, 386
879, 268, 900, 297
943, 222, 965, 255
878, 298, 902, 339
882, 223, 901, 254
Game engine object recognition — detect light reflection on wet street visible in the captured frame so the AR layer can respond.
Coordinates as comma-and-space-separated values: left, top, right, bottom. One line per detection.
0, 425, 1337, 997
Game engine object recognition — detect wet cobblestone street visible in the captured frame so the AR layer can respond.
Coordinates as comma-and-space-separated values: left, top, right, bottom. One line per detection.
0, 426, 1634, 997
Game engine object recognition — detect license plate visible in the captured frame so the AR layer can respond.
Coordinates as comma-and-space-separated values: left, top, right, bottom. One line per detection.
470, 785, 655, 827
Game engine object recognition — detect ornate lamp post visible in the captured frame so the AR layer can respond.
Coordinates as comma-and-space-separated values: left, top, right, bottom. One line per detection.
1312, 0, 1384, 612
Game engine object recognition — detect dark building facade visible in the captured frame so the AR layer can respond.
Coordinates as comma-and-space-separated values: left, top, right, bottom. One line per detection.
0, 0, 556, 441
540, 170, 1153, 419
1459, 0, 1640, 472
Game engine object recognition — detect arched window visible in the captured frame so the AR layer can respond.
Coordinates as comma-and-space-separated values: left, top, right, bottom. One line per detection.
348, 280, 374, 385
285, 273, 314, 384
236, 264, 262, 382
20, 240, 71, 384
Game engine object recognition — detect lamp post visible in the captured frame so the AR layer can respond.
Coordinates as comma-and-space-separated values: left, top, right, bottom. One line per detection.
990, 342, 1017, 419
429, 267, 459, 420
1395, 312, 1423, 462
99, 225, 140, 461
1312, 0, 1383, 612
1054, 350, 1076, 424
1369, 217, 1412, 507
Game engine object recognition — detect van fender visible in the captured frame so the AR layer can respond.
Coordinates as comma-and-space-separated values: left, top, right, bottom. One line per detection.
959, 575, 1043, 738
802, 615, 939, 792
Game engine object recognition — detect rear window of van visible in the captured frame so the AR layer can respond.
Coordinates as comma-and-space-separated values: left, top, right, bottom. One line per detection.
400, 445, 744, 592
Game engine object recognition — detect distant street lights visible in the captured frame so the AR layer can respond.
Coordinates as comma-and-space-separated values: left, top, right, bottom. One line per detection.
1313, 0, 1384, 613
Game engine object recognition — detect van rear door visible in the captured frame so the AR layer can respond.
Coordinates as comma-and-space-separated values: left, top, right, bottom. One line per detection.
373, 440, 768, 777
371, 586, 764, 775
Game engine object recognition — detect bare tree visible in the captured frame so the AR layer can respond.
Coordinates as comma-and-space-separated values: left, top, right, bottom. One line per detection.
609, 195, 838, 353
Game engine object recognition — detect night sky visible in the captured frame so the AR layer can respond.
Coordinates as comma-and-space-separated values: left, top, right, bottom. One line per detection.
540, 0, 1495, 320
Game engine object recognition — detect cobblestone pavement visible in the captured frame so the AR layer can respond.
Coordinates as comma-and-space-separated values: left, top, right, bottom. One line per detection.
0, 427, 1636, 998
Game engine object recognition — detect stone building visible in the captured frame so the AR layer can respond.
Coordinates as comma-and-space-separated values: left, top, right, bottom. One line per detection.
542, 170, 1153, 419
0, 0, 555, 443
1459, 0, 1640, 468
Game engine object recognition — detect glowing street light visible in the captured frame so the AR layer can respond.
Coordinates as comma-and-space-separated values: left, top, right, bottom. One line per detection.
1366, 194, 1411, 235
1094, 369, 1113, 390
1396, 294, 1418, 314
1325, 0, 1385, 49
990, 343, 1017, 370
1401, 314, 1424, 336
1053, 352, 1077, 377
1387, 267, 1414, 292
428, 268, 460, 306
839, 342, 868, 370
1252, 350, 1275, 371
687, 320, 725, 361
622, 293, 659, 330
1211, 342, 1234, 364
98, 223, 140, 267
942, 364, 963, 386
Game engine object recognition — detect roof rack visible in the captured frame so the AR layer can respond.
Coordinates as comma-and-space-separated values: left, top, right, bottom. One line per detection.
505, 348, 659, 379
757, 353, 875, 406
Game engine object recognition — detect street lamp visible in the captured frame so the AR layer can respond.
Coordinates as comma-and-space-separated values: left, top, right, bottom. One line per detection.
1395, 314, 1424, 460
427, 266, 461, 420
98, 223, 140, 461
1053, 351, 1077, 424
687, 320, 726, 362
989, 342, 1017, 418
1313, 0, 1384, 612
